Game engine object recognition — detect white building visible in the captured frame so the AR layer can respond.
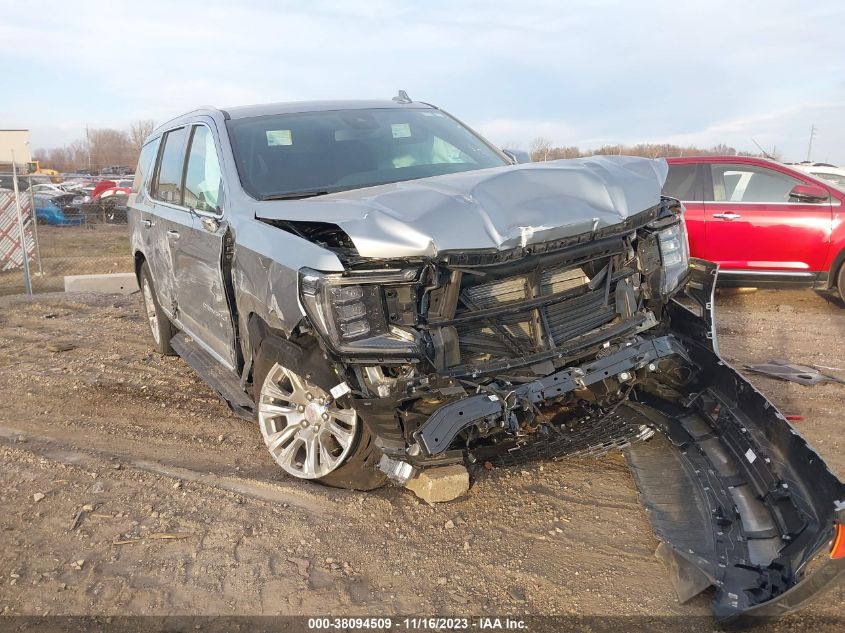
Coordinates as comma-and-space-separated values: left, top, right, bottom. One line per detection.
0, 129, 32, 170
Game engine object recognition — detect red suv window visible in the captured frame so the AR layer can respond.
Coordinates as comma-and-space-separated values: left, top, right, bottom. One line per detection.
711, 163, 802, 203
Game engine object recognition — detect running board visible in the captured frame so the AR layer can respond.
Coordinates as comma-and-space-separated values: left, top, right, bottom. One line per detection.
171, 332, 254, 421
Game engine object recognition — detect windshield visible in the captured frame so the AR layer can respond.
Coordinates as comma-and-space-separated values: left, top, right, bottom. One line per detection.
226, 107, 509, 199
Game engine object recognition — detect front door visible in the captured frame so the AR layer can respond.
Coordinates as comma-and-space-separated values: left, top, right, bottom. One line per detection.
702, 162, 832, 273
171, 122, 235, 368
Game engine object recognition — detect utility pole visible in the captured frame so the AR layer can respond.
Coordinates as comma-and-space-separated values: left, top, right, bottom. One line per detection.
10, 149, 33, 295
806, 124, 816, 162
85, 123, 92, 171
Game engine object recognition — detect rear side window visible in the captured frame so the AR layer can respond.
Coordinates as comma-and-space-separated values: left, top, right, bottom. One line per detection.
711, 163, 802, 203
152, 127, 188, 204
133, 138, 160, 194
663, 164, 698, 200
183, 125, 223, 214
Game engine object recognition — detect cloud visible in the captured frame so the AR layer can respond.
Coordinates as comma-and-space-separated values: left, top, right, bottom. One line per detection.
1, 0, 843, 164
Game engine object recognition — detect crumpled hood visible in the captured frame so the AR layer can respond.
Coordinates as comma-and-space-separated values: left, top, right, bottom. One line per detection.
253, 155, 668, 259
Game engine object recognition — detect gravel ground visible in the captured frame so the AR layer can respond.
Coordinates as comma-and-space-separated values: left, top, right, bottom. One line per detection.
0, 288, 842, 630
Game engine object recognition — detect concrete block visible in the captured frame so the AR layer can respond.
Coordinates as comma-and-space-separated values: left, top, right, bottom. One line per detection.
405, 464, 469, 503
64, 273, 138, 295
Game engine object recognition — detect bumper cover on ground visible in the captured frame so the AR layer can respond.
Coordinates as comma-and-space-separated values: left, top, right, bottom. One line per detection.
415, 259, 845, 622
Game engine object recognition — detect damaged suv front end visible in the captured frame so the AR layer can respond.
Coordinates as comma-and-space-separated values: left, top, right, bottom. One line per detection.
263, 162, 844, 624
132, 100, 844, 624
291, 189, 687, 473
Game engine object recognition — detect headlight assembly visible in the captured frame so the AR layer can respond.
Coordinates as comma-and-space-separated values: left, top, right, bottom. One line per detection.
656, 217, 690, 294
639, 213, 691, 299
299, 267, 420, 355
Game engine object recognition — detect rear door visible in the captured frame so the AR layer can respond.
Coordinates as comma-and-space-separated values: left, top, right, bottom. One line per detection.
170, 121, 236, 369
702, 162, 832, 273
129, 136, 161, 291
146, 126, 191, 316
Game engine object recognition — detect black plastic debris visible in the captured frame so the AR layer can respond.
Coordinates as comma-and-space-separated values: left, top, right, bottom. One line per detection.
744, 359, 845, 386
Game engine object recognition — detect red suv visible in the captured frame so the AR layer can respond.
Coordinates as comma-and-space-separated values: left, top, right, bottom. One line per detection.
664, 156, 845, 299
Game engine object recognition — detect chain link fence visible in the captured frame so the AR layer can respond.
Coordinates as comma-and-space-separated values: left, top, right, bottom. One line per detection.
0, 173, 134, 296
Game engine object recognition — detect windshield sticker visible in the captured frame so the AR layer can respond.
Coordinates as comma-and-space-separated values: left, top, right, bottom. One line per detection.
266, 130, 292, 146
391, 123, 412, 139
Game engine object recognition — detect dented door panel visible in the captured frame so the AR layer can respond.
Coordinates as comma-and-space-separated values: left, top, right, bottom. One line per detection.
173, 215, 236, 368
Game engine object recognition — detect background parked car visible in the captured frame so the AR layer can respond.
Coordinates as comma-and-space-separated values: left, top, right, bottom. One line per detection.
29, 183, 67, 196
34, 194, 85, 226
663, 155, 845, 300
68, 179, 132, 223
789, 161, 845, 189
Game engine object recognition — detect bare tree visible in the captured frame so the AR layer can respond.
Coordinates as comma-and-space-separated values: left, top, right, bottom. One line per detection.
530, 137, 553, 162
129, 119, 156, 154
32, 148, 48, 165
87, 128, 133, 170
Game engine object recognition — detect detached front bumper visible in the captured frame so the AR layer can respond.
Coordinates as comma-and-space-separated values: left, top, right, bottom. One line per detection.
628, 260, 845, 623
409, 259, 845, 622
412, 334, 684, 456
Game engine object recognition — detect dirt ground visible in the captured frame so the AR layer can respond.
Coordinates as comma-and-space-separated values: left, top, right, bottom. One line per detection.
0, 287, 843, 630
0, 225, 130, 296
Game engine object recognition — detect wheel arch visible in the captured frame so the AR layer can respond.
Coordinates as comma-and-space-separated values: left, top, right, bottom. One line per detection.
829, 246, 845, 289
249, 314, 339, 395
134, 250, 147, 285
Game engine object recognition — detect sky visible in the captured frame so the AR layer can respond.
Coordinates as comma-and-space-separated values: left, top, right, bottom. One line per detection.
1, 0, 843, 164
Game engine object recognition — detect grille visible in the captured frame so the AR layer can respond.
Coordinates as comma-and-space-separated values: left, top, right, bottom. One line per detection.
455, 262, 617, 361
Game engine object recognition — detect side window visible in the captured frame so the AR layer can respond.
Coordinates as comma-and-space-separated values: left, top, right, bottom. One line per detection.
183, 125, 223, 213
711, 164, 802, 203
663, 164, 698, 200
152, 127, 188, 204
133, 137, 160, 194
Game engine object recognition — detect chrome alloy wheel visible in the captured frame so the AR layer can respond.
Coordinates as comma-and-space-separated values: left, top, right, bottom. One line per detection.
257, 363, 358, 479
141, 276, 160, 345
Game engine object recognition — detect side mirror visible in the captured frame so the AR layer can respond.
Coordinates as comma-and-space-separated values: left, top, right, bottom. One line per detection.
502, 148, 532, 164
789, 184, 828, 203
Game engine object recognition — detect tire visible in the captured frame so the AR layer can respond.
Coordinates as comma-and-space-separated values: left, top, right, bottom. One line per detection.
837, 262, 845, 303
252, 335, 386, 491
139, 261, 177, 355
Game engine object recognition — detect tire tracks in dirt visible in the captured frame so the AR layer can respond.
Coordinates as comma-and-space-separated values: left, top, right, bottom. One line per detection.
0, 425, 348, 518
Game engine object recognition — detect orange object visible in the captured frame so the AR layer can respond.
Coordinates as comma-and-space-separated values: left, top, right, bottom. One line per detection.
831, 524, 845, 559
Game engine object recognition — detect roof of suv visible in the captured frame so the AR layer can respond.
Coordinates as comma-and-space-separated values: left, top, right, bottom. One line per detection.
222, 99, 432, 120
151, 99, 435, 138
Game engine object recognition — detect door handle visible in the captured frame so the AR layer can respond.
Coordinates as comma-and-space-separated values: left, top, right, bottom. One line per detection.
166, 229, 180, 240
712, 212, 742, 221
140, 219, 152, 228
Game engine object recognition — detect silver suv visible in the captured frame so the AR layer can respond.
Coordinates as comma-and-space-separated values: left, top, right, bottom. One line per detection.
129, 97, 844, 623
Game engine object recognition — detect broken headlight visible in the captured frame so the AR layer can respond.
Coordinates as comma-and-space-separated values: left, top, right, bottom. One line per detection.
639, 214, 691, 299
657, 217, 690, 294
299, 267, 420, 355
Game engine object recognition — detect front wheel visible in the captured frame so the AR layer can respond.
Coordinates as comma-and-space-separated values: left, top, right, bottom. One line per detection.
252, 337, 386, 490
838, 262, 845, 303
